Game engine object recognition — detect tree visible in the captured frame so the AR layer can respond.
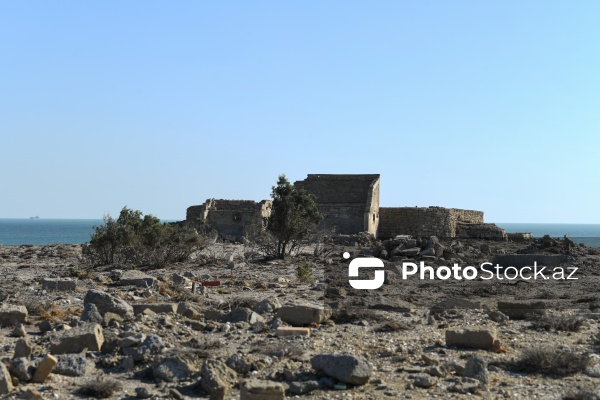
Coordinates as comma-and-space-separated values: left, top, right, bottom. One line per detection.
267, 175, 322, 259
84, 207, 205, 267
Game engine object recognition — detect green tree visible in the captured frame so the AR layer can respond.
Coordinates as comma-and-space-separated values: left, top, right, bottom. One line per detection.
267, 175, 322, 259
85, 207, 205, 267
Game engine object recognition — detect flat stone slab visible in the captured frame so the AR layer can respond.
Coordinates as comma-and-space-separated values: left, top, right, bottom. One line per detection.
497, 301, 546, 319
42, 278, 77, 291
133, 303, 177, 315
119, 270, 156, 288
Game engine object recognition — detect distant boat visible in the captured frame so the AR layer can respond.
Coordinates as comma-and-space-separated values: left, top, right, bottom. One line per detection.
30, 216, 39, 220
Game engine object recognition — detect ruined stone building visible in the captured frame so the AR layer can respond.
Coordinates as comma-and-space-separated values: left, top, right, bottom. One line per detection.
185, 174, 506, 241
293, 174, 380, 236
186, 199, 271, 241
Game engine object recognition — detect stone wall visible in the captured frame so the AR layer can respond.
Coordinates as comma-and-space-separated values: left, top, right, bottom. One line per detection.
377, 207, 484, 239
294, 174, 380, 235
186, 199, 272, 242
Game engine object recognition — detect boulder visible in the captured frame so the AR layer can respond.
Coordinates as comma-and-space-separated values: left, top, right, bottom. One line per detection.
0, 361, 14, 394
53, 354, 91, 377
79, 303, 103, 324
0, 304, 27, 327
310, 354, 372, 385
199, 359, 237, 399
84, 289, 133, 318
153, 354, 195, 382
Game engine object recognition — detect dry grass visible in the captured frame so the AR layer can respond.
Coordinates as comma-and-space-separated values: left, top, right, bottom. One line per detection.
78, 377, 122, 398
39, 306, 81, 322
511, 346, 590, 377
530, 315, 586, 332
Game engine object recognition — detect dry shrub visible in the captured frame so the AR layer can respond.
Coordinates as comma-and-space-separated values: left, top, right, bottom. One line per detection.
39, 308, 66, 322
78, 377, 122, 398
530, 315, 586, 332
512, 346, 590, 376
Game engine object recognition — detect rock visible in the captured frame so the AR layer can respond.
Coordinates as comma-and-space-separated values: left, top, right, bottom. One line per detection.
229, 307, 263, 324
399, 247, 421, 257
253, 298, 282, 314
41, 277, 77, 291
289, 380, 319, 394
118, 333, 146, 348
53, 354, 91, 377
277, 302, 332, 326
38, 320, 53, 333
135, 387, 152, 399
410, 373, 437, 388
14, 338, 33, 359
170, 273, 191, 287
445, 327, 496, 350
84, 289, 134, 318
119, 270, 156, 288
11, 324, 26, 338
153, 354, 195, 382
311, 354, 372, 385
430, 298, 481, 314
226, 353, 265, 374
132, 303, 177, 315
497, 301, 546, 320
80, 303, 103, 324
0, 362, 13, 394
0, 304, 28, 327
487, 309, 509, 323
126, 334, 164, 363
199, 359, 237, 399
49, 323, 104, 354
177, 302, 203, 319
449, 377, 481, 394
276, 327, 311, 337
31, 354, 57, 383
463, 356, 488, 384
10, 357, 34, 382
103, 312, 124, 327
240, 379, 286, 400
367, 296, 415, 312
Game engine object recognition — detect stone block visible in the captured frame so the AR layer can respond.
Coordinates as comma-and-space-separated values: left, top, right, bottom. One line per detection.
41, 278, 77, 291
31, 354, 58, 383
0, 304, 28, 327
276, 327, 311, 337
445, 327, 496, 350
240, 379, 286, 400
49, 323, 104, 354
277, 302, 331, 326
119, 270, 156, 288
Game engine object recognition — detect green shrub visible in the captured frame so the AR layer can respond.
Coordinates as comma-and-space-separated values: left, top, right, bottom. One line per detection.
84, 207, 205, 267
296, 263, 313, 282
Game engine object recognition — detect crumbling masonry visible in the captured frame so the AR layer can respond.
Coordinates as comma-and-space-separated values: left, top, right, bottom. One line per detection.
185, 174, 506, 241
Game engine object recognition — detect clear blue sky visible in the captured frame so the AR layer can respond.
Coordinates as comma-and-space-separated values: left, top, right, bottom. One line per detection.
1, 1, 598, 223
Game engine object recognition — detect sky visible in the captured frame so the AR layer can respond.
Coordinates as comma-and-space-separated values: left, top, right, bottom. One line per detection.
1, 1, 599, 223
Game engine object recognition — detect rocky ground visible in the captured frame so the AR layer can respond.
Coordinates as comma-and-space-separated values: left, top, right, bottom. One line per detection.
1, 236, 600, 400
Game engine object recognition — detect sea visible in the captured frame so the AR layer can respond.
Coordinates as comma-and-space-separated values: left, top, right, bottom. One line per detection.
0, 219, 599, 247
